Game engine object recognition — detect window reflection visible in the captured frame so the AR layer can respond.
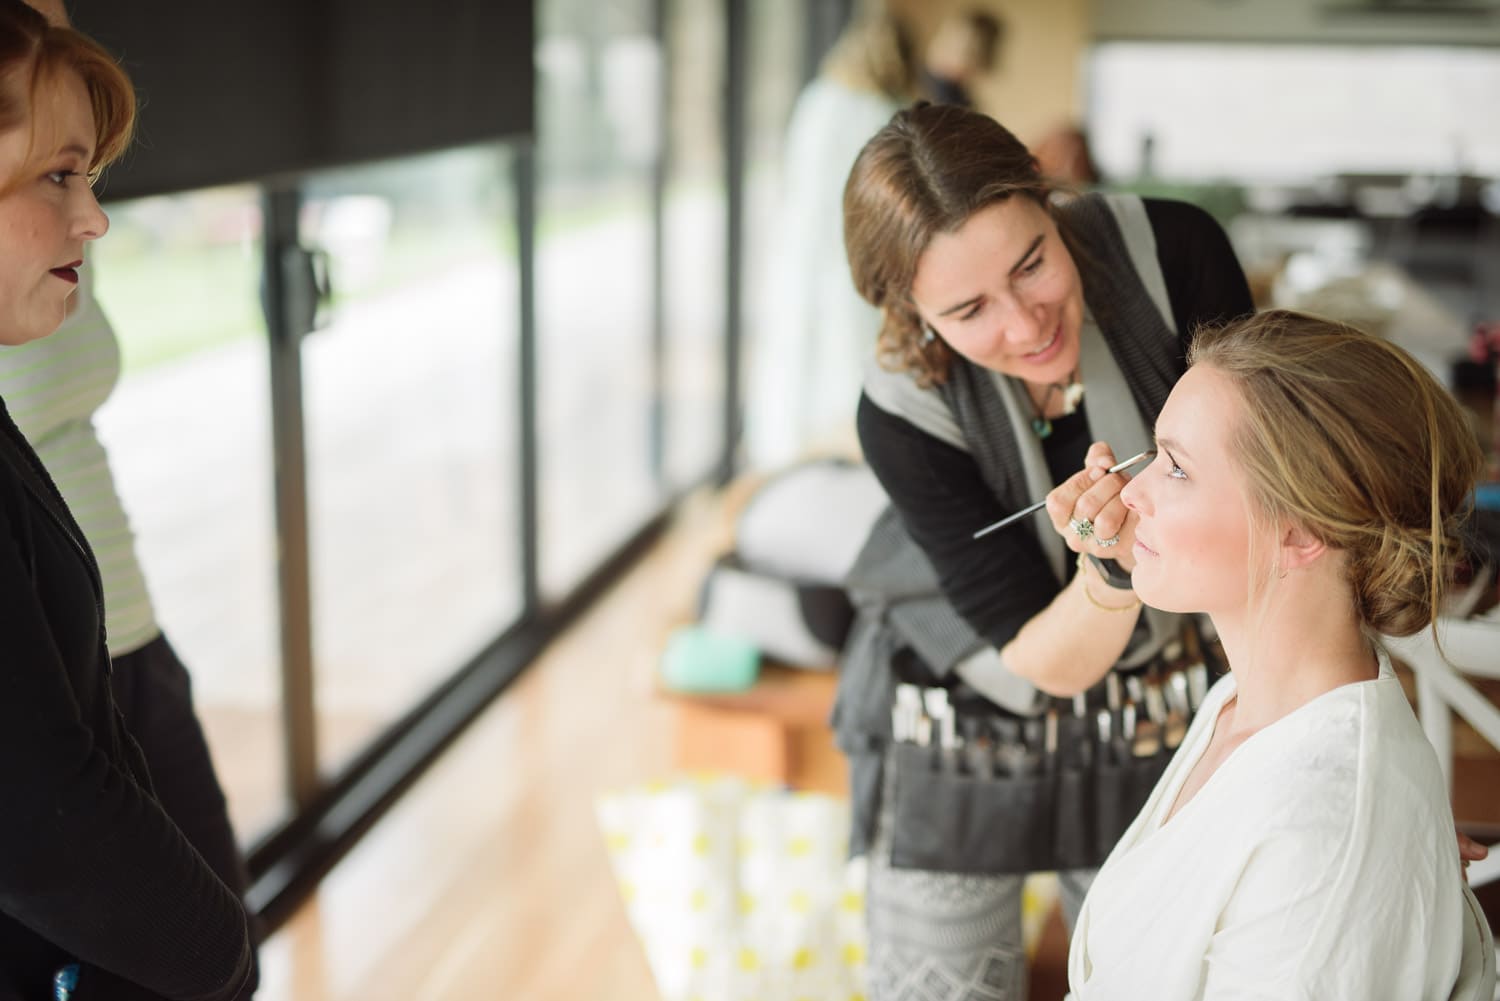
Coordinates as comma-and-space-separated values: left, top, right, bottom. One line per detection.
93, 186, 286, 842
536, 0, 664, 598
299, 146, 522, 774
662, 0, 728, 488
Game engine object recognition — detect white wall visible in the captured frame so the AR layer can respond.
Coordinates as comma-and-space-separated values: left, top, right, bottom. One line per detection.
1089, 0, 1500, 47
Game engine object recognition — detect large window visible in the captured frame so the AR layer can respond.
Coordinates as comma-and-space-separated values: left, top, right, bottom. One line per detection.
76, 0, 824, 937
93, 186, 288, 840
739, 0, 808, 456
299, 146, 522, 773
535, 0, 665, 599
661, 0, 730, 488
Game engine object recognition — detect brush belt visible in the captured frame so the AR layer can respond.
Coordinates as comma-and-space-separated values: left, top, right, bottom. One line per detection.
885, 647, 1216, 875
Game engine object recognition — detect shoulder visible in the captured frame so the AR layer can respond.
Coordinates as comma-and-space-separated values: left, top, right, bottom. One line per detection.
1239, 677, 1450, 848
1140, 197, 1226, 241
1134, 198, 1253, 334
1140, 197, 1242, 287
859, 360, 967, 454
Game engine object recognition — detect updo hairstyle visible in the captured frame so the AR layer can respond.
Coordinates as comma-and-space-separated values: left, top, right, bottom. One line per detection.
1190, 309, 1485, 637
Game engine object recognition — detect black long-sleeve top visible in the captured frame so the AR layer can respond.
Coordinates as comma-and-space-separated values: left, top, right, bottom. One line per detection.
857, 199, 1254, 655
0, 401, 255, 1001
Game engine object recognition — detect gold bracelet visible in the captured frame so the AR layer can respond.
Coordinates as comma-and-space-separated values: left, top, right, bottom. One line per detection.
1076, 552, 1141, 612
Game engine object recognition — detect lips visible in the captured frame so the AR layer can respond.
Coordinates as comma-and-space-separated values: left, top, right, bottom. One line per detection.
1134, 537, 1158, 558
1022, 325, 1064, 363
50, 261, 81, 285
1025, 328, 1058, 355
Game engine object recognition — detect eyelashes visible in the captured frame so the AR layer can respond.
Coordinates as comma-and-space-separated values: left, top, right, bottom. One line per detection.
953, 257, 1047, 322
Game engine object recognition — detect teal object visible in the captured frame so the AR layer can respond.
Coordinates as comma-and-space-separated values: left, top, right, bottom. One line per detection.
660, 626, 760, 693
53, 964, 79, 1001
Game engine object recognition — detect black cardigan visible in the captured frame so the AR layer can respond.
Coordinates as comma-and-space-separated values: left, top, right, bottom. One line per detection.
857, 198, 1254, 655
0, 401, 254, 1001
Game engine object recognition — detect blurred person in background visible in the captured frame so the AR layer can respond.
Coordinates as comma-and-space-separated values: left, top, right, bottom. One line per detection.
920, 7, 1003, 108
0, 1, 256, 996
744, 2, 921, 470
1033, 122, 1101, 187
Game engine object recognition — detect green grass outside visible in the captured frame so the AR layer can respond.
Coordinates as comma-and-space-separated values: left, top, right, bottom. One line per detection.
93, 180, 715, 378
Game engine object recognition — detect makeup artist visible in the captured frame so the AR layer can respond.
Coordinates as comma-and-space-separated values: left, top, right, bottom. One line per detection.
832, 103, 1252, 1001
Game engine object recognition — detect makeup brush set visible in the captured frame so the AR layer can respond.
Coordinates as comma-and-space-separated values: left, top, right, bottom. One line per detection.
882, 624, 1223, 875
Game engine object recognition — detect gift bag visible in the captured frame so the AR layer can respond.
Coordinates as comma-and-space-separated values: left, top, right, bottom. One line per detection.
597, 776, 868, 1001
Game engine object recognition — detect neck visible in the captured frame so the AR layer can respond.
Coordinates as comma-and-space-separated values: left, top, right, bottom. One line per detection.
1026, 369, 1082, 419
1208, 560, 1378, 736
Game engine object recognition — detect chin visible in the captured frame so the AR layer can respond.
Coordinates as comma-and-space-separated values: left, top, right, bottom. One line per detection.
1052, 326, 1083, 376
1129, 572, 1193, 615
1140, 594, 1198, 615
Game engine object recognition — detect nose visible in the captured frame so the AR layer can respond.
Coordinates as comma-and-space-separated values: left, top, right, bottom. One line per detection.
72, 186, 109, 242
1121, 472, 1147, 515
999, 294, 1045, 347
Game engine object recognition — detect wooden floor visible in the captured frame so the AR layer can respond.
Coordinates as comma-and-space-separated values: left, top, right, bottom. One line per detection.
251, 497, 715, 1001
251, 483, 1498, 1001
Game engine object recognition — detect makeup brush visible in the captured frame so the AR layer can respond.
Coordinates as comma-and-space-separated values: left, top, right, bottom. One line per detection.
971, 449, 1156, 540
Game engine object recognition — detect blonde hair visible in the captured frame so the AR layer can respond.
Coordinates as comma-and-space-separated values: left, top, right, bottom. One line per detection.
820, 9, 919, 103
0, 0, 135, 190
1189, 310, 1484, 637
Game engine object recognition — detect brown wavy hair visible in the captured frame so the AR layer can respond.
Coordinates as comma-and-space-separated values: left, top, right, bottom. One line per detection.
842, 102, 1070, 387
1190, 310, 1485, 637
0, 0, 135, 191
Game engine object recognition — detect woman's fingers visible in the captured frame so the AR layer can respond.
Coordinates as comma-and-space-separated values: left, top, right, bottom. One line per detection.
1083, 495, 1132, 547
1083, 440, 1118, 478
1046, 470, 1095, 550
1047, 443, 1136, 554
1072, 461, 1135, 540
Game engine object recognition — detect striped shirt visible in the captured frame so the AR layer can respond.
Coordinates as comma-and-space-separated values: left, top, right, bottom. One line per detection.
0, 266, 158, 655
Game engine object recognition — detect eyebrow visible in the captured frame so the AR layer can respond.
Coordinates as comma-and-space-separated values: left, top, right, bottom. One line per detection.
935, 233, 1046, 317
1156, 435, 1192, 462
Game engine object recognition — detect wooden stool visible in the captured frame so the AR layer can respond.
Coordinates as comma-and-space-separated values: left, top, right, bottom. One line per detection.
658, 663, 848, 796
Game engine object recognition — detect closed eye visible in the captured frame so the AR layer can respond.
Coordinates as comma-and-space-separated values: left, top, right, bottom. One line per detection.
1019, 255, 1044, 277
959, 300, 983, 321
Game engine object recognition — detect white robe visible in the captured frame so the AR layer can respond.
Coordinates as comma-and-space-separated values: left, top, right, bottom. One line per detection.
1068, 654, 1468, 1000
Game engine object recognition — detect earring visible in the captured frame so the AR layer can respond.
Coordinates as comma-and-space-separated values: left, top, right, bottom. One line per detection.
922, 324, 937, 346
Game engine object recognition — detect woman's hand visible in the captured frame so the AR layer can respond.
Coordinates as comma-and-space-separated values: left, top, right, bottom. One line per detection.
1460, 832, 1488, 881
1045, 441, 1139, 572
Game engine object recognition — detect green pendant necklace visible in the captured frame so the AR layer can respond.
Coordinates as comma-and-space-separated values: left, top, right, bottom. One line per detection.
1028, 370, 1084, 439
